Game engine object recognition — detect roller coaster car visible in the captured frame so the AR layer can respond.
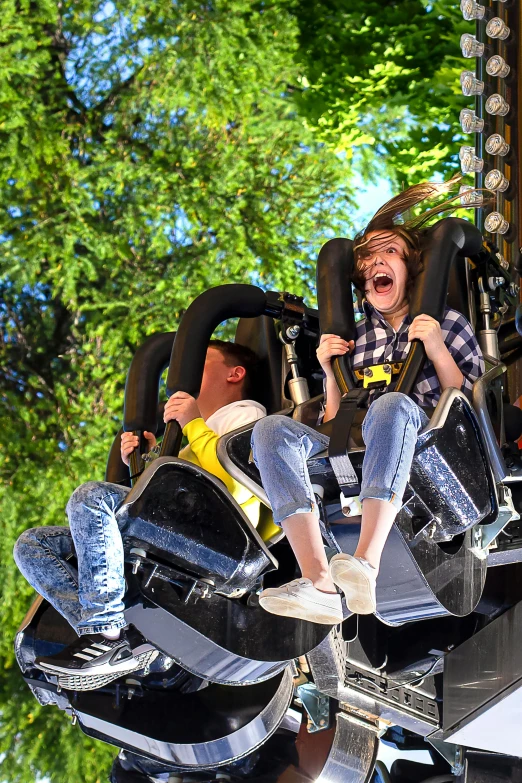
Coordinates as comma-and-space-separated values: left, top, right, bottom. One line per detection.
14, 218, 522, 780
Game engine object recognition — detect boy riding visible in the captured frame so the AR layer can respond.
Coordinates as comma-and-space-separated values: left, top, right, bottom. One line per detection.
14, 340, 265, 688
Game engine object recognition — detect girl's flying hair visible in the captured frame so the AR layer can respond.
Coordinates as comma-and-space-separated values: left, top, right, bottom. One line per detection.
352, 173, 470, 294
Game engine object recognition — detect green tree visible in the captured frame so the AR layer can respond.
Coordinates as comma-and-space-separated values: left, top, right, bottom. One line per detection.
0, 1, 352, 780
291, 0, 469, 184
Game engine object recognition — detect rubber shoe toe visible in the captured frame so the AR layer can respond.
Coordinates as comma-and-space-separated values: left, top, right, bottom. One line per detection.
259, 578, 342, 625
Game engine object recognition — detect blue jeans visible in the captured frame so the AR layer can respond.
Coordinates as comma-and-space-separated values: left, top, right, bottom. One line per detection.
14, 481, 130, 636
251, 392, 429, 526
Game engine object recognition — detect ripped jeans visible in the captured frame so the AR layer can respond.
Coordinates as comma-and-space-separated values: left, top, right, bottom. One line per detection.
251, 392, 428, 526
14, 481, 130, 636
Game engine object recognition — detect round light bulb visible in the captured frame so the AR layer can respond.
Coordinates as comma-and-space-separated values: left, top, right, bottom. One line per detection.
486, 55, 510, 77
460, 185, 484, 206
486, 93, 510, 116
461, 34, 485, 58
461, 151, 484, 173
460, 109, 485, 133
460, 0, 486, 20
461, 71, 485, 96
459, 145, 475, 160
486, 17, 510, 40
484, 212, 509, 234
485, 169, 510, 192
485, 133, 510, 156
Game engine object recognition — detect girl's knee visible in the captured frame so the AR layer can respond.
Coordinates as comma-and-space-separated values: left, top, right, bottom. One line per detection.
368, 392, 418, 420
252, 415, 292, 446
363, 393, 421, 439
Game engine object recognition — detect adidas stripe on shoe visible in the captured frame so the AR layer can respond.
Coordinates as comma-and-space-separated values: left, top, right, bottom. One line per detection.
35, 625, 158, 689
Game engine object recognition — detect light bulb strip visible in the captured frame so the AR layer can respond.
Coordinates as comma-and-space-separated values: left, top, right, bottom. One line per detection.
456, 0, 517, 256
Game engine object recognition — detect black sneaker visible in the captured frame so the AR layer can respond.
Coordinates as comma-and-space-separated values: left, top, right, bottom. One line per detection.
35, 625, 158, 691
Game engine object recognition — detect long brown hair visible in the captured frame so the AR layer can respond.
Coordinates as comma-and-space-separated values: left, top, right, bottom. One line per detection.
352, 174, 465, 295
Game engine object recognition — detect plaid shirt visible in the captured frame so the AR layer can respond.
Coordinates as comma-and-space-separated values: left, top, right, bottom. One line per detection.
350, 301, 485, 407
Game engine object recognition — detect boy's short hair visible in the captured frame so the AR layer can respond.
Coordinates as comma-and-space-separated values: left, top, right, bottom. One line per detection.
209, 339, 260, 399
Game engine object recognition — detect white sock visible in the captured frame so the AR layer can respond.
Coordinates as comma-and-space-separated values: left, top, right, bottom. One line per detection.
101, 628, 121, 640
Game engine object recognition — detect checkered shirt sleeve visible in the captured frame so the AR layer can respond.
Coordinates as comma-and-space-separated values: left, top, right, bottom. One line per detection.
439, 308, 485, 399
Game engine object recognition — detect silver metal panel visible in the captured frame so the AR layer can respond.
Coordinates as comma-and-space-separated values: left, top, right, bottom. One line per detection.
333, 523, 452, 626
443, 600, 522, 756
487, 547, 522, 567
445, 687, 522, 757
125, 602, 288, 685
76, 666, 295, 769
316, 711, 378, 783
307, 628, 346, 698
338, 685, 438, 739
472, 360, 508, 483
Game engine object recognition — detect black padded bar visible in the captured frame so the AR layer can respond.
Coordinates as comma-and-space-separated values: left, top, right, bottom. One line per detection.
160, 284, 268, 457
105, 427, 131, 487
123, 331, 175, 477
409, 218, 482, 320
316, 238, 357, 392
396, 218, 483, 396
165, 284, 268, 398
124, 332, 176, 433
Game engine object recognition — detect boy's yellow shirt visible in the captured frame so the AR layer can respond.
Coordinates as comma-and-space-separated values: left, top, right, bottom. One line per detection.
179, 400, 266, 527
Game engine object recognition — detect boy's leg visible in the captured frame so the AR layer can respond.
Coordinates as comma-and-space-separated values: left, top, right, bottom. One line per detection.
15, 481, 158, 688
14, 481, 130, 635
252, 415, 342, 624
14, 526, 84, 632
66, 481, 130, 637
330, 392, 429, 614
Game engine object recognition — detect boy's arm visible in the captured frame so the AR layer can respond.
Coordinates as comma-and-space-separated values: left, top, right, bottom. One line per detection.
163, 392, 255, 498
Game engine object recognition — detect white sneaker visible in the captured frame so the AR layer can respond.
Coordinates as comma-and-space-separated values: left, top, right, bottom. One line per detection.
329, 553, 377, 615
259, 578, 343, 625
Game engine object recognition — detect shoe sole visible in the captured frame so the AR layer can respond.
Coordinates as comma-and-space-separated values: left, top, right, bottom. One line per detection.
37, 640, 156, 677
330, 558, 376, 615
37, 651, 139, 677
53, 649, 159, 692
259, 594, 342, 625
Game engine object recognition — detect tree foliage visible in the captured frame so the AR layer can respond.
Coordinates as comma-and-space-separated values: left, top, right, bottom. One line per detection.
0, 1, 353, 780
0, 1, 466, 781
293, 0, 469, 184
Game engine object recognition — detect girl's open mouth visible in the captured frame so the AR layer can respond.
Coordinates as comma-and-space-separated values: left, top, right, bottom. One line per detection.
372, 272, 394, 295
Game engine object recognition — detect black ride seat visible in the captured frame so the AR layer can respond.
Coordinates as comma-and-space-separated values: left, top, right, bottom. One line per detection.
219, 219, 503, 625
117, 311, 289, 569
105, 286, 333, 683
117, 457, 277, 596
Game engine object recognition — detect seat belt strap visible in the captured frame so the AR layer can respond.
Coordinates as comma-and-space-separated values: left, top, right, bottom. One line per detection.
328, 388, 370, 497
